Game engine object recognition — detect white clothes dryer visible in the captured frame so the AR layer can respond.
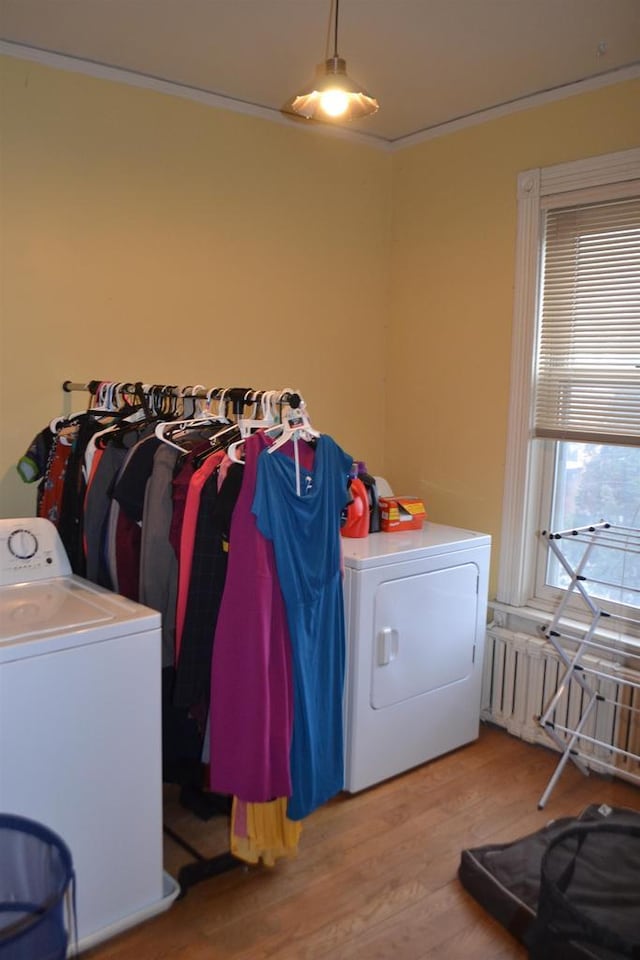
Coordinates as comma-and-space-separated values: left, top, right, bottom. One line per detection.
342, 523, 491, 793
0, 518, 178, 953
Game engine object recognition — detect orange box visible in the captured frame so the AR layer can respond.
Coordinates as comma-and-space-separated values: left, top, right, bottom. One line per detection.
379, 496, 427, 532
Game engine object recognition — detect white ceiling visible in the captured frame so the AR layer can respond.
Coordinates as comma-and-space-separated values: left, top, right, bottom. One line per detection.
1, 0, 639, 144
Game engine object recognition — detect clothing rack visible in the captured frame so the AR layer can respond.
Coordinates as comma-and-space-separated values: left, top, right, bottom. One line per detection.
537, 521, 640, 809
163, 826, 239, 896
60, 378, 309, 895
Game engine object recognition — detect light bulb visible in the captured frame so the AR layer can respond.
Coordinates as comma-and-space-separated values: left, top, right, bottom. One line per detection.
319, 88, 349, 117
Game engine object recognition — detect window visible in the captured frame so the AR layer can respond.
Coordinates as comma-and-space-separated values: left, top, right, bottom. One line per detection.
538, 441, 640, 614
498, 148, 640, 627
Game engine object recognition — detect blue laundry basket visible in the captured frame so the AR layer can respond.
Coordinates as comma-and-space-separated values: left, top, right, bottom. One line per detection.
0, 814, 76, 960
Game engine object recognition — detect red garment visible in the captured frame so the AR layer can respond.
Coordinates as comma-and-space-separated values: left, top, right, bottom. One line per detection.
39, 435, 73, 526
113, 510, 141, 600
175, 450, 225, 664
169, 459, 196, 557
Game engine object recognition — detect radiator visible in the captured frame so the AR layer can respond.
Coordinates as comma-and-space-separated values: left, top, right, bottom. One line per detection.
482, 624, 640, 781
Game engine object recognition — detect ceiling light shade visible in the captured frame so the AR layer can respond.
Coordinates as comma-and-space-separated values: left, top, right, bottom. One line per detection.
291, 56, 379, 121
289, 1, 379, 122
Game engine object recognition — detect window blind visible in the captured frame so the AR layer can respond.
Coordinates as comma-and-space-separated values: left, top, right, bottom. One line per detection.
534, 195, 640, 446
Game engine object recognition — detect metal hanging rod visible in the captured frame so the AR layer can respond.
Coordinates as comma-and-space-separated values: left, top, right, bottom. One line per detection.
62, 380, 303, 411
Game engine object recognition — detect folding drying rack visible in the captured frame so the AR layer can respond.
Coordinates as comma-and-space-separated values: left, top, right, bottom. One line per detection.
537, 521, 640, 809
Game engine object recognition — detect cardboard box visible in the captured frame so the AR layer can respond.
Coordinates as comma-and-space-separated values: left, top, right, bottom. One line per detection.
379, 496, 427, 532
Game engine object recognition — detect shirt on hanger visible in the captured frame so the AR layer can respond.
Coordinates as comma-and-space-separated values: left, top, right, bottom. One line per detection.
252, 433, 352, 821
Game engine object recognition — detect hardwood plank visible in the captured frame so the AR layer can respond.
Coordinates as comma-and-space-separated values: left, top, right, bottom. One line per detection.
84, 724, 639, 960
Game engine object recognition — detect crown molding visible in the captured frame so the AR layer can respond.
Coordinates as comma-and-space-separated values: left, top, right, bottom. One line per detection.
387, 62, 640, 151
1, 40, 638, 154
0, 40, 392, 151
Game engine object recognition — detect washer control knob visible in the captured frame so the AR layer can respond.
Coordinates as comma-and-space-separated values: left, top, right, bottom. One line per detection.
8, 528, 39, 560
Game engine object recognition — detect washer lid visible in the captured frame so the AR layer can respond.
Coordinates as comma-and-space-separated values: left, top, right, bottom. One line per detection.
342, 523, 491, 570
0, 576, 160, 661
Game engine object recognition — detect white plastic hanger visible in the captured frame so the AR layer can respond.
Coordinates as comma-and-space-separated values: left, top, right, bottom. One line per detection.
266, 394, 319, 455
154, 386, 230, 453
266, 394, 320, 496
50, 379, 120, 436
82, 385, 147, 480
226, 390, 280, 464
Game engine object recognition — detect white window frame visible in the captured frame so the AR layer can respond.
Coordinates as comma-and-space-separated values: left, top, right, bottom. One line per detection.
497, 147, 640, 616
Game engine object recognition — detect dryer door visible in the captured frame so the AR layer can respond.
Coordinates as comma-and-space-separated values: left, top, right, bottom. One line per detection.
371, 562, 478, 709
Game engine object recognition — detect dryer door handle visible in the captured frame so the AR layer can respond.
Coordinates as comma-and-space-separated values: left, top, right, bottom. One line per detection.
377, 627, 399, 666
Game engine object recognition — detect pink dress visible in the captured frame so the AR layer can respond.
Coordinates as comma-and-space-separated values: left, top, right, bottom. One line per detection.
209, 432, 296, 802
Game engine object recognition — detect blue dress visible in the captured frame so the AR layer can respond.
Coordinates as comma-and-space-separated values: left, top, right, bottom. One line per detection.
252, 433, 352, 820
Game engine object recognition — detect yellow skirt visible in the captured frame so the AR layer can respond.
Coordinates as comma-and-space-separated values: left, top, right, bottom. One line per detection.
231, 796, 302, 867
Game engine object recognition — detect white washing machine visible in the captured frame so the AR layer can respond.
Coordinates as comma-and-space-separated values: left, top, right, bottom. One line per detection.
0, 518, 179, 953
342, 523, 491, 793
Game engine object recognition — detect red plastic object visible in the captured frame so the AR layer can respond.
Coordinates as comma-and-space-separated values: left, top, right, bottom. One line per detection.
341, 477, 370, 538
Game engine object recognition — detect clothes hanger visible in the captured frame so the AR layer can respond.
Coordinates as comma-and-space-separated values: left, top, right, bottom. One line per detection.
266, 394, 319, 455
81, 384, 147, 478
49, 379, 121, 436
264, 393, 320, 496
263, 387, 295, 435
89, 383, 159, 450
193, 388, 244, 460
89, 383, 155, 456
179, 384, 206, 421
154, 386, 231, 453
192, 422, 242, 468
226, 390, 279, 464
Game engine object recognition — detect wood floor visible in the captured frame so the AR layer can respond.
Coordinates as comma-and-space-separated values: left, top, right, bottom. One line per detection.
84, 724, 639, 960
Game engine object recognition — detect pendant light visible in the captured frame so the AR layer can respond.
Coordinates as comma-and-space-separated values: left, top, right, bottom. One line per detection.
290, 0, 379, 122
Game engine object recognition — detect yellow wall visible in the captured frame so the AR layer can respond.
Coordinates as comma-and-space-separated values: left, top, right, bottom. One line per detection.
1, 53, 638, 598
0, 55, 391, 517
387, 79, 640, 593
